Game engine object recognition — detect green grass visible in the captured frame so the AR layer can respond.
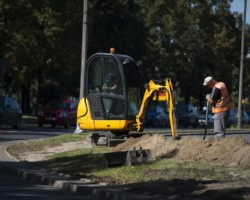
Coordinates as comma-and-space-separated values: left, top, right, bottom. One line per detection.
8, 133, 92, 157
40, 149, 231, 185
42, 146, 108, 174
8, 133, 238, 185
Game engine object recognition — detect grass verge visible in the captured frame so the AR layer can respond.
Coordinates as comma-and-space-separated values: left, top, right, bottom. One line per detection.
8, 133, 91, 157
8, 133, 238, 186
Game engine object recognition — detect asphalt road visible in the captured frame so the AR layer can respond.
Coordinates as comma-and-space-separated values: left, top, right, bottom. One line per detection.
0, 124, 75, 142
0, 171, 95, 200
1, 124, 250, 142
0, 125, 97, 200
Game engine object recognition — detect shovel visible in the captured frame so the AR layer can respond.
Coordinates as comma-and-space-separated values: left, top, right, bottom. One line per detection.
203, 100, 209, 140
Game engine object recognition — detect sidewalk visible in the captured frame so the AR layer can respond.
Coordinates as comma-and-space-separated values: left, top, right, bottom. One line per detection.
0, 141, 158, 200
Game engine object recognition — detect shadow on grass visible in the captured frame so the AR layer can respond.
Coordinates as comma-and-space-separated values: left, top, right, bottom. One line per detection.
1, 159, 249, 199
35, 147, 181, 175
124, 178, 250, 200
35, 150, 250, 199
37, 150, 107, 174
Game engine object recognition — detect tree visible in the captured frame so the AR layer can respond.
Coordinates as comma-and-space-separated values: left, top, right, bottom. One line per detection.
88, 0, 148, 59
141, 0, 242, 107
0, 0, 248, 114
2, 0, 83, 113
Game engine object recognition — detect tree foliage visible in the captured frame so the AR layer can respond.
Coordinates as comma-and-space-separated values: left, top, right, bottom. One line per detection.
0, 0, 249, 113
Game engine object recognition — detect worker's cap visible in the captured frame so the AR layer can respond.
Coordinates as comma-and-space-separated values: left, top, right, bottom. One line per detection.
203, 76, 213, 86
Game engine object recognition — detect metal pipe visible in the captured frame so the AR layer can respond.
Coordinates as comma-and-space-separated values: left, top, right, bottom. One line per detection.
237, 0, 247, 129
79, 0, 88, 99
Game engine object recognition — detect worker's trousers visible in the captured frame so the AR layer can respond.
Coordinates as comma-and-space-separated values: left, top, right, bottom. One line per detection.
213, 111, 228, 138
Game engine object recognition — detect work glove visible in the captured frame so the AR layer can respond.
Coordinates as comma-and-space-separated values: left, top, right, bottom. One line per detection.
206, 94, 211, 100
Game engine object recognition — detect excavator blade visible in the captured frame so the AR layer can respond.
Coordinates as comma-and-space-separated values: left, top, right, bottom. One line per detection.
104, 149, 156, 167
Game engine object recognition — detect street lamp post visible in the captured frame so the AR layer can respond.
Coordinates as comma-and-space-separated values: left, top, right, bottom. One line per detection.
79, 0, 88, 99
237, 0, 247, 129
0, 10, 6, 96
75, 0, 88, 133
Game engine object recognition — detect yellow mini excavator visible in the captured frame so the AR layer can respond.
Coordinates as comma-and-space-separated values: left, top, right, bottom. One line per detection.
77, 49, 179, 142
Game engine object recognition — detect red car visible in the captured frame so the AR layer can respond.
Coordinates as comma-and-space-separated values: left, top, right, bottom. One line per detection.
37, 100, 78, 128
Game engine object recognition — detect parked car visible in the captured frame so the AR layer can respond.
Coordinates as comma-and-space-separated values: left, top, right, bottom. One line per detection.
175, 104, 198, 127
226, 108, 250, 127
242, 110, 250, 124
0, 96, 22, 129
145, 105, 169, 127
37, 99, 78, 128
246, 110, 250, 124
227, 109, 237, 127
198, 109, 214, 127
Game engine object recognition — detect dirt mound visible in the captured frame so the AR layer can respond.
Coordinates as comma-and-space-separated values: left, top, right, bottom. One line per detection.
112, 134, 250, 167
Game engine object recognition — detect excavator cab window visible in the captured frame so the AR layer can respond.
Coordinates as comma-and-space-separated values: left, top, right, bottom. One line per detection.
87, 56, 123, 95
102, 57, 123, 95
87, 57, 103, 94
123, 62, 142, 118
86, 54, 125, 119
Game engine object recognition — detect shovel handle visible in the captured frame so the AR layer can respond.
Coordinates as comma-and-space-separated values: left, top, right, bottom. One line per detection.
203, 101, 209, 140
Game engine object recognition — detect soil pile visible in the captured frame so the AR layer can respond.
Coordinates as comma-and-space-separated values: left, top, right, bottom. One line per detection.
112, 134, 250, 167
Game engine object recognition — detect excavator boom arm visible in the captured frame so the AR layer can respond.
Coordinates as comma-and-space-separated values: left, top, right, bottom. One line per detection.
135, 78, 178, 138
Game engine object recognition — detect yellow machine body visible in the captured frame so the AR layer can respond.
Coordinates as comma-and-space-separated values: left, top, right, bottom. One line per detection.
77, 97, 136, 131
77, 52, 178, 138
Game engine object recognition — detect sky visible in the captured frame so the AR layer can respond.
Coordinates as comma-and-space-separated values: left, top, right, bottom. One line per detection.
230, 0, 250, 23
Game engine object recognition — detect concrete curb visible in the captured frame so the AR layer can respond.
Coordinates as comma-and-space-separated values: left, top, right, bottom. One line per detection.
0, 159, 135, 200
3, 145, 19, 162
0, 142, 152, 200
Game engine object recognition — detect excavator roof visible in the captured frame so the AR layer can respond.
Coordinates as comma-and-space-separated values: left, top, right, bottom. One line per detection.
90, 53, 135, 64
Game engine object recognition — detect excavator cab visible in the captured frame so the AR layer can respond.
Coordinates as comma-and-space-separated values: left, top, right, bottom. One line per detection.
77, 52, 143, 133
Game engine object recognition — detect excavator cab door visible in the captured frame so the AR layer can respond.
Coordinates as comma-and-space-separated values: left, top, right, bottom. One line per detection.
80, 53, 142, 132
86, 54, 125, 119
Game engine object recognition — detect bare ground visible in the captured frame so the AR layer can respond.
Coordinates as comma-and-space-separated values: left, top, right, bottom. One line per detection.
16, 134, 250, 200
112, 134, 250, 199
112, 134, 250, 168
17, 140, 92, 162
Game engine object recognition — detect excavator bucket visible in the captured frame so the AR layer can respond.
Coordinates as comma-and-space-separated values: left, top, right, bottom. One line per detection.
104, 148, 155, 167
